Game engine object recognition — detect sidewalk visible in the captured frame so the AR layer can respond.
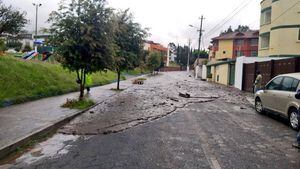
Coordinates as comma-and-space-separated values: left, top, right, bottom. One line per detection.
0, 77, 136, 159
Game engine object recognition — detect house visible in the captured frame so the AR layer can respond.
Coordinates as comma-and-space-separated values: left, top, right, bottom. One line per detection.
144, 40, 168, 65
206, 60, 236, 86
259, 0, 300, 57
206, 30, 259, 86
210, 30, 259, 60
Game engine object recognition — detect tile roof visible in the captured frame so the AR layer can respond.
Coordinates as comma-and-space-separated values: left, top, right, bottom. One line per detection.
212, 30, 259, 41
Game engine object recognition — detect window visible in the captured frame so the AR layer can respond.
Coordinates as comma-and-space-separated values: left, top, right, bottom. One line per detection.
261, 8, 272, 25
250, 39, 258, 46
298, 28, 300, 40
281, 77, 294, 91
234, 39, 244, 46
251, 51, 258, 57
260, 33, 270, 48
291, 79, 300, 91
236, 50, 244, 57
266, 77, 283, 90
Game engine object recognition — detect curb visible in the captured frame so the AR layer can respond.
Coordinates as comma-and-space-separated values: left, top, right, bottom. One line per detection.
0, 75, 145, 160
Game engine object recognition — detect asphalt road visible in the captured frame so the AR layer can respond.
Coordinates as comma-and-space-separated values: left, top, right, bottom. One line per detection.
3, 72, 300, 169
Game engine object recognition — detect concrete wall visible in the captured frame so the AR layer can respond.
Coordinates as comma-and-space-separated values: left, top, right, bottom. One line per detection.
259, 0, 300, 57
234, 56, 291, 90
215, 40, 233, 60
201, 65, 207, 80
211, 66, 216, 82
215, 64, 229, 85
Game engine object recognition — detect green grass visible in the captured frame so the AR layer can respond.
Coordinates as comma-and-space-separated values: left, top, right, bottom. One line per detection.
136, 78, 147, 81
0, 55, 122, 107
168, 61, 180, 67
124, 68, 150, 76
110, 88, 125, 92
61, 98, 95, 110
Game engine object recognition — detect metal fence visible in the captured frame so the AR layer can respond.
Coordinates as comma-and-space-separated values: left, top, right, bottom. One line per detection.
242, 58, 300, 92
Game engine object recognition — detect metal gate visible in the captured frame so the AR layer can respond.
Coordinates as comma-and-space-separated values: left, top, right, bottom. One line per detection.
229, 63, 235, 86
242, 58, 300, 92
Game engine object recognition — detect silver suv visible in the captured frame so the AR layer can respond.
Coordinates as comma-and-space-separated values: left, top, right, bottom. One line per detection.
255, 73, 300, 130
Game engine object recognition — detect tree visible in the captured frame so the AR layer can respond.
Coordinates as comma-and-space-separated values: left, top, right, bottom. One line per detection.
0, 38, 6, 52
220, 26, 233, 35
0, 1, 27, 35
147, 51, 162, 74
112, 9, 147, 90
234, 25, 250, 32
192, 50, 209, 59
168, 42, 177, 55
6, 40, 22, 51
175, 45, 190, 67
48, 0, 114, 100
22, 44, 32, 52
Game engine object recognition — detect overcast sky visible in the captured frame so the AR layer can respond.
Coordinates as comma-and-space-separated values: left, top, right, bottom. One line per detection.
3, 0, 261, 49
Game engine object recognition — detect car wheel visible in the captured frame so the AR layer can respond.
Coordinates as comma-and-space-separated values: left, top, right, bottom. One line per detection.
255, 98, 264, 114
289, 109, 299, 130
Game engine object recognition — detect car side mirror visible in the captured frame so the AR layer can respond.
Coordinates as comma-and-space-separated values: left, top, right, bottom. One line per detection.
295, 93, 300, 100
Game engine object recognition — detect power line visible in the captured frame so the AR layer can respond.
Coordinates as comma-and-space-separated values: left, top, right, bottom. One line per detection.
204, 0, 252, 36
204, 0, 255, 38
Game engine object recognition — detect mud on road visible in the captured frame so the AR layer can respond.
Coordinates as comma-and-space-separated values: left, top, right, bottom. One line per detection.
59, 72, 252, 135
5, 72, 300, 169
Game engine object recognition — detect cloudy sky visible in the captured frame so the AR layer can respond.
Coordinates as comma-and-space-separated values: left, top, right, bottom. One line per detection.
3, 0, 261, 49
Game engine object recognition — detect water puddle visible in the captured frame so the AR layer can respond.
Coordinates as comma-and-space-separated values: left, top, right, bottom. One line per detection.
13, 134, 80, 165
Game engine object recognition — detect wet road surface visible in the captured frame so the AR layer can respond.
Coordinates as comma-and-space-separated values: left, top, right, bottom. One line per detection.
2, 72, 300, 169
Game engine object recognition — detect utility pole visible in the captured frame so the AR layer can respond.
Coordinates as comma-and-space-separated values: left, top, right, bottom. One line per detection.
187, 39, 191, 72
197, 15, 204, 59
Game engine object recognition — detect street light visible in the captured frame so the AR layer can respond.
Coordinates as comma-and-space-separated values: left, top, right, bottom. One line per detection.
33, 3, 42, 52
33, 3, 42, 36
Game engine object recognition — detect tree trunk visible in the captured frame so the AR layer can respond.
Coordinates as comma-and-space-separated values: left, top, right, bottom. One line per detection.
117, 70, 121, 90
79, 69, 85, 100
79, 83, 84, 100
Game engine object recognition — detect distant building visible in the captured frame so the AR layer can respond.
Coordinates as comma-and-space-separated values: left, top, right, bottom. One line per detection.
169, 54, 176, 62
259, 0, 300, 57
144, 40, 168, 65
210, 30, 259, 61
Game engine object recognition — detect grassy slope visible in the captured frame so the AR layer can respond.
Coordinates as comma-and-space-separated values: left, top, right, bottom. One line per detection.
123, 67, 150, 76
0, 56, 121, 107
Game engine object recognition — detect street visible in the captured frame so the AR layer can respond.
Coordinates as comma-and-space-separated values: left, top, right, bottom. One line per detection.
3, 72, 300, 169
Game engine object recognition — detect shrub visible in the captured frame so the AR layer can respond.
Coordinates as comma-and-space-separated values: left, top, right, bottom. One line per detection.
0, 39, 7, 52
23, 44, 32, 52
6, 40, 22, 52
61, 98, 95, 110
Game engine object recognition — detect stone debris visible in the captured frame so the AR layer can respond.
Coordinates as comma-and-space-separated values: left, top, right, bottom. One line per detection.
58, 72, 253, 136
179, 92, 191, 98
132, 79, 144, 85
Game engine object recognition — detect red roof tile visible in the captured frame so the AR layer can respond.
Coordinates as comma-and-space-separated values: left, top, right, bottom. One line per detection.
212, 30, 259, 41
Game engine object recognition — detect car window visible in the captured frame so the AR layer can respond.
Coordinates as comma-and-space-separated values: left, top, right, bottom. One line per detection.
291, 79, 299, 92
266, 77, 283, 90
281, 77, 294, 91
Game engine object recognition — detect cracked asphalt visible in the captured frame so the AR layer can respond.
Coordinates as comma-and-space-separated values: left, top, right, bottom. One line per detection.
3, 72, 300, 169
